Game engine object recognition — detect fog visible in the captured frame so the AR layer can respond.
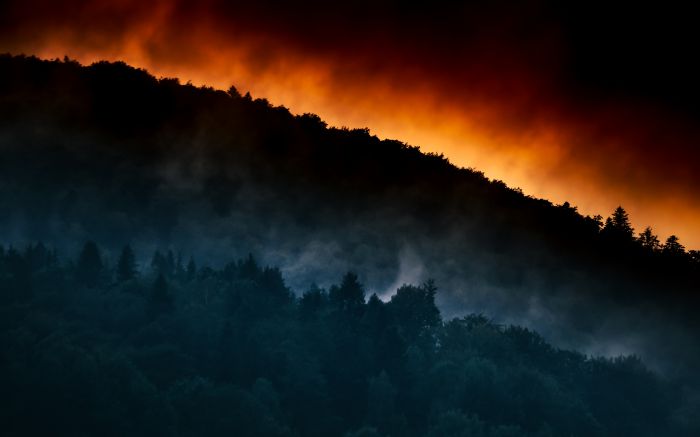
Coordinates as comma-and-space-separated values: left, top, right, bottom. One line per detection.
0, 55, 698, 386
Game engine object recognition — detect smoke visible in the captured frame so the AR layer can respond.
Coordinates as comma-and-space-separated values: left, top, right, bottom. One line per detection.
1, 54, 699, 387
1, 1, 700, 246
378, 245, 427, 301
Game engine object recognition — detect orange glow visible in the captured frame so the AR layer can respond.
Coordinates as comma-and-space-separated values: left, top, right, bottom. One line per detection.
1, 5, 698, 248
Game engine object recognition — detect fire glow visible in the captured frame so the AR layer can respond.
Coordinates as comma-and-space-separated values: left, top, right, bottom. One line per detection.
2, 0, 698, 247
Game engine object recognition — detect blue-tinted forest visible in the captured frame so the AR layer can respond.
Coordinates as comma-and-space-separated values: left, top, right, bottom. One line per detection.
0, 243, 691, 436
1, 54, 699, 435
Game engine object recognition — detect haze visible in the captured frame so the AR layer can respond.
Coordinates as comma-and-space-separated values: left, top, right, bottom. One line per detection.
2, 0, 698, 247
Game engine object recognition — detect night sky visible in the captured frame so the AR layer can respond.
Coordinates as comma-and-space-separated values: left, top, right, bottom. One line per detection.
2, 0, 698, 247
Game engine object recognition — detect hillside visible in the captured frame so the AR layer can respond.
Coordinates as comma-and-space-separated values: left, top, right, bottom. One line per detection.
0, 244, 693, 436
0, 53, 698, 382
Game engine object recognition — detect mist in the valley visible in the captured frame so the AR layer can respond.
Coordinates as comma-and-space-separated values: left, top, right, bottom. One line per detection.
1, 55, 698, 385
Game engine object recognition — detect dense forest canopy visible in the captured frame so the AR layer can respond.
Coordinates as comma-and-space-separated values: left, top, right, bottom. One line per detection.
0, 54, 699, 434
1, 242, 696, 436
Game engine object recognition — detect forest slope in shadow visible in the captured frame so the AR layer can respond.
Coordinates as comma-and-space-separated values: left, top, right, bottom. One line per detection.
0, 54, 699, 402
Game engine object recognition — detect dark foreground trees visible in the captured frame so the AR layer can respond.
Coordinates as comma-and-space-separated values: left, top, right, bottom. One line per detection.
2, 55, 700, 415
0, 241, 696, 436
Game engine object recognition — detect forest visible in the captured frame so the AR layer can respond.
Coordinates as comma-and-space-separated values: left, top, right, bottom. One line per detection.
0, 242, 692, 436
1, 54, 699, 435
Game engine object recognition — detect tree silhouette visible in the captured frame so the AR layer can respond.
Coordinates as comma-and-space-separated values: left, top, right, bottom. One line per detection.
689, 250, 700, 264
175, 252, 185, 280
330, 271, 365, 311
148, 273, 173, 317
151, 250, 166, 275
663, 235, 685, 256
186, 256, 197, 281
639, 227, 661, 251
76, 241, 103, 287
388, 281, 440, 341
116, 244, 137, 282
603, 206, 635, 241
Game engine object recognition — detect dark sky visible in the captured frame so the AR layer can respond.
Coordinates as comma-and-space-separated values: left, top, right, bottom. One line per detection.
2, 0, 699, 246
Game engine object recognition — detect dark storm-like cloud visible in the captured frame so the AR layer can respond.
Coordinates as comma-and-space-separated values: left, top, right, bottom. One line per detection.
2, 0, 698, 110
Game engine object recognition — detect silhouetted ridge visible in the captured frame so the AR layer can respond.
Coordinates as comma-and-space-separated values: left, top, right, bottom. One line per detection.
0, 53, 699, 404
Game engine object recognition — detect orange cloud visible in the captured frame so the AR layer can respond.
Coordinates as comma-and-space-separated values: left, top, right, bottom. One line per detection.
1, 0, 698, 247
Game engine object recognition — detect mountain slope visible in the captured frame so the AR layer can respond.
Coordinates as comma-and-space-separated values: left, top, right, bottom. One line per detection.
0, 54, 698, 379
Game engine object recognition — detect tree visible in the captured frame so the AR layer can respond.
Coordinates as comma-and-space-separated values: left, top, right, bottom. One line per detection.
329, 272, 365, 311
151, 250, 166, 275
175, 252, 185, 280
638, 227, 660, 251
148, 273, 173, 317
388, 281, 441, 342
116, 244, 137, 282
238, 254, 260, 281
662, 235, 685, 256
76, 241, 103, 287
689, 250, 700, 264
603, 206, 634, 240
612, 206, 632, 228
299, 284, 327, 322
592, 214, 604, 230
186, 257, 197, 281
166, 250, 176, 276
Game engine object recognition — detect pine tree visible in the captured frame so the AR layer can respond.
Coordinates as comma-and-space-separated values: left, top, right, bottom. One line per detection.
175, 252, 185, 280
601, 206, 636, 247
166, 250, 176, 277
116, 244, 137, 282
330, 272, 365, 311
639, 227, 660, 251
186, 256, 197, 282
76, 241, 102, 287
663, 235, 685, 256
608, 206, 634, 238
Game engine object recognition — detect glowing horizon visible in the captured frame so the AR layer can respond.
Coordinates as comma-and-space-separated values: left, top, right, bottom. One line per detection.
12, 46, 698, 249
1, 0, 698, 248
